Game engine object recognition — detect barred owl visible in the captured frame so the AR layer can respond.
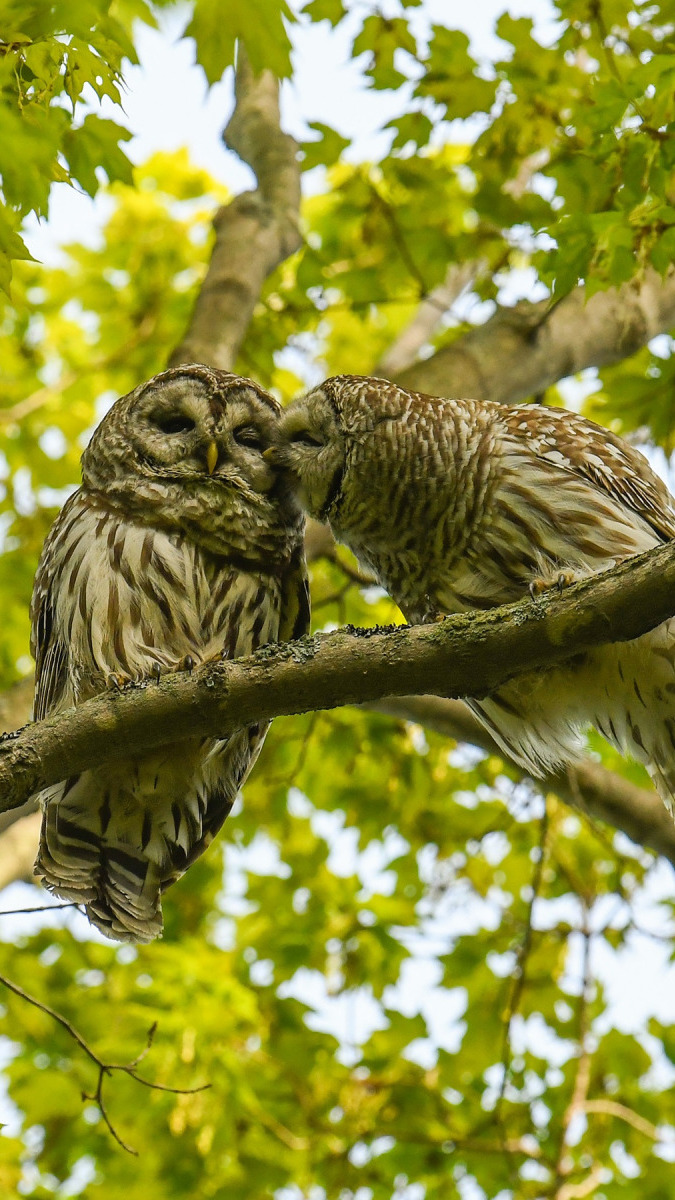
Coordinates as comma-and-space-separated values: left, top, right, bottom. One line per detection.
31, 364, 309, 942
274, 373, 675, 813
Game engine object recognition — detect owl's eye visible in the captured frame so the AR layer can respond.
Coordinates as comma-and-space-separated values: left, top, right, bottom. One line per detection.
233, 425, 264, 451
289, 430, 324, 448
153, 414, 196, 435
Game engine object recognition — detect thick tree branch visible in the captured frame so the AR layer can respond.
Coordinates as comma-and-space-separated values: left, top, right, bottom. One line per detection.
396, 267, 675, 403
3, 542, 675, 819
0, 812, 40, 888
0, 677, 38, 886
168, 52, 301, 370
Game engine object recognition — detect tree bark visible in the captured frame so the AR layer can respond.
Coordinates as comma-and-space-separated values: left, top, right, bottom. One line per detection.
168, 52, 301, 370
396, 267, 675, 404
3, 542, 675, 819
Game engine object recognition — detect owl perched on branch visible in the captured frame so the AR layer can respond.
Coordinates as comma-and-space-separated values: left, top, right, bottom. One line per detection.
31, 365, 309, 942
275, 373, 675, 814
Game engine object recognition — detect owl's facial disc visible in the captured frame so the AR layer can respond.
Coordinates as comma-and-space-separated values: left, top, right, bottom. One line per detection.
125, 378, 278, 495
273, 390, 346, 519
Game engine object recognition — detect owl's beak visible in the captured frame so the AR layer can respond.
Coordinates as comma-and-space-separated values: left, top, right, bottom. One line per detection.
262, 447, 277, 463
205, 441, 219, 475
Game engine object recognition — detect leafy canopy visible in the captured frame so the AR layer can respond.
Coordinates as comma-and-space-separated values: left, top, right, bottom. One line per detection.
2, 2, 675, 1198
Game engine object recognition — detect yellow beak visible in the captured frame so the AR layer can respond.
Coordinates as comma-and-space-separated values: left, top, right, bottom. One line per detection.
206, 441, 218, 475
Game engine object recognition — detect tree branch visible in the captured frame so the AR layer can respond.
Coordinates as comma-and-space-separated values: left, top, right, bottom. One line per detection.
3, 542, 675, 818
0, 975, 210, 1155
375, 260, 481, 377
0, 812, 40, 888
168, 51, 301, 370
396, 267, 675, 403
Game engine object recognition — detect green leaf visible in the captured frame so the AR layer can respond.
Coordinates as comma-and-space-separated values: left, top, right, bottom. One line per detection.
186, 0, 295, 84
301, 122, 350, 169
651, 227, 675, 275
352, 14, 417, 90
415, 26, 496, 117
302, 0, 346, 25
386, 110, 434, 151
63, 114, 133, 196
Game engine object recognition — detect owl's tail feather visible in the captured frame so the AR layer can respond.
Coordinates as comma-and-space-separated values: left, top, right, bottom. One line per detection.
35, 795, 165, 944
34, 733, 257, 942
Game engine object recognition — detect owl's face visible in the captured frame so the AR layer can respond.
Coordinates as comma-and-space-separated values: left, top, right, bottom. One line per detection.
84, 366, 279, 496
272, 383, 347, 520
82, 365, 304, 559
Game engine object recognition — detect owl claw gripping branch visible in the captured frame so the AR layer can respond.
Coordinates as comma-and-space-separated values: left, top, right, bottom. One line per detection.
273, 373, 675, 818
31, 365, 310, 942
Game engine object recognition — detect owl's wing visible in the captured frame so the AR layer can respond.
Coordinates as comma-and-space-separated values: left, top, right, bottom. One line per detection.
30, 526, 70, 723
278, 543, 311, 642
507, 405, 675, 543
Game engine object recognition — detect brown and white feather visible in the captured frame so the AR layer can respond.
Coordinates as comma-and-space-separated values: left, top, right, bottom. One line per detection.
31, 364, 309, 942
276, 373, 675, 815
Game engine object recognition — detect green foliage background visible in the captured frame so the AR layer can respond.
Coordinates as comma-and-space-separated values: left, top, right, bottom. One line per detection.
1, 0, 675, 1196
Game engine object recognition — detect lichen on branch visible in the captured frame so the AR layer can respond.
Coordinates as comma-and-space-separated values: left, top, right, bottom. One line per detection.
3, 540, 675, 818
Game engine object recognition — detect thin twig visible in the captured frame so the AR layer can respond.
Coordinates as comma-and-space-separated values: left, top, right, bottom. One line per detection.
367, 181, 429, 299
495, 802, 549, 1116
553, 919, 594, 1195
0, 974, 210, 1155
582, 1098, 663, 1141
556, 1162, 605, 1200
0, 315, 157, 428
0, 902, 79, 915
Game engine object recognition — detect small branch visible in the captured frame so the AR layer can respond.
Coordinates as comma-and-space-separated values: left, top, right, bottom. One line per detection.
3, 541, 675, 814
376, 260, 481, 376
169, 51, 301, 369
0, 901, 77, 915
495, 804, 549, 1116
0, 315, 158, 428
554, 921, 594, 1194
367, 181, 429, 299
0, 975, 210, 1155
582, 1098, 663, 1141
556, 1163, 605, 1200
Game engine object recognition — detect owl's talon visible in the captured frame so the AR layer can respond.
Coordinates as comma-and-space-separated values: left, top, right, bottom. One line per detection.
151, 663, 162, 684
180, 655, 195, 674
530, 571, 577, 600
107, 672, 130, 692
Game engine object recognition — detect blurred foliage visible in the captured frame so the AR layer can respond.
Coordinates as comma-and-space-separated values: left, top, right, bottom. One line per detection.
1, 2, 675, 1198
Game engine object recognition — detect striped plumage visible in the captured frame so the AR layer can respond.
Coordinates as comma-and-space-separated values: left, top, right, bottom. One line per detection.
276, 373, 675, 813
31, 365, 309, 942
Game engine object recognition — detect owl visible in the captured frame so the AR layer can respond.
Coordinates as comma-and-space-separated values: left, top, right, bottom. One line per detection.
31, 364, 309, 942
274, 373, 675, 814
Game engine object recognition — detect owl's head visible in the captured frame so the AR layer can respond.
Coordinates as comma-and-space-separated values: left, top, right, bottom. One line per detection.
270, 379, 347, 520
273, 374, 410, 521
83, 365, 281, 494
82, 365, 304, 558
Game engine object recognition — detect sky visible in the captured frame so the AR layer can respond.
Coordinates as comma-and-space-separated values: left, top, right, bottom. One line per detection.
25, 0, 560, 262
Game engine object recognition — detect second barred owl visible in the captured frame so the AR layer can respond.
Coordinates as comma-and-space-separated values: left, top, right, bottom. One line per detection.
31, 364, 309, 942
274, 373, 675, 813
